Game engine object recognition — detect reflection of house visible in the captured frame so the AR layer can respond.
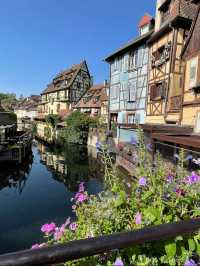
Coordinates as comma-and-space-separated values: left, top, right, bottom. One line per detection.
38, 61, 91, 118
38, 143, 67, 175
75, 83, 109, 121
181, 0, 200, 132
105, 14, 154, 142
146, 0, 197, 125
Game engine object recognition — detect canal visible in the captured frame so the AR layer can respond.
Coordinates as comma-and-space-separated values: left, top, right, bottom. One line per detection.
0, 142, 104, 254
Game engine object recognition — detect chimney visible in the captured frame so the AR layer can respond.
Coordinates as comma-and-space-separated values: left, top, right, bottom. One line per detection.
104, 79, 108, 86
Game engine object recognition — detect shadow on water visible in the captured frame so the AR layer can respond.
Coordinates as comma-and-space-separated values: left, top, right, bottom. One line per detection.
0, 141, 104, 254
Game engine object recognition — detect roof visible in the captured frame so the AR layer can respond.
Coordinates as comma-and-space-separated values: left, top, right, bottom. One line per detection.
105, 30, 153, 62
75, 83, 108, 109
148, 16, 192, 44
138, 14, 153, 28
15, 95, 41, 111
41, 61, 86, 95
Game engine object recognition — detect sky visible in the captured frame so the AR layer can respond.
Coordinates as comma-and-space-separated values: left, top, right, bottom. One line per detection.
0, 0, 155, 97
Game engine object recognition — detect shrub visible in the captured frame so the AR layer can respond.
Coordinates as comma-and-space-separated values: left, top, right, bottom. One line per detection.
59, 111, 99, 144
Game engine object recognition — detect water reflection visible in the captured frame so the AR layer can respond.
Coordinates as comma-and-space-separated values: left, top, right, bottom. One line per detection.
0, 153, 33, 193
0, 142, 103, 254
37, 142, 104, 192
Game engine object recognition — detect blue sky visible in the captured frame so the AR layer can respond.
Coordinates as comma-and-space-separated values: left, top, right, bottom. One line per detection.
0, 0, 155, 97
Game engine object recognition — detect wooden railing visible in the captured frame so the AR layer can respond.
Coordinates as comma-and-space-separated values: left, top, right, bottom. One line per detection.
0, 219, 199, 266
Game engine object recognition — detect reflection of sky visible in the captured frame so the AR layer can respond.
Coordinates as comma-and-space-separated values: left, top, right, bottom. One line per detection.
0, 144, 103, 254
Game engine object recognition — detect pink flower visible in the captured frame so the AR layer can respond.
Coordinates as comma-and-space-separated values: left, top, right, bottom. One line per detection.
64, 217, 71, 227
31, 243, 46, 249
41, 222, 56, 234
135, 212, 142, 225
54, 227, 64, 241
69, 222, 78, 231
75, 192, 88, 203
114, 258, 124, 266
31, 244, 40, 250
78, 182, 85, 192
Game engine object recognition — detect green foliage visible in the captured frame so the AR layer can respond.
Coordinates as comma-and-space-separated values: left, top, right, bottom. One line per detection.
45, 114, 60, 129
44, 126, 52, 140
31, 122, 37, 137
40, 130, 200, 265
59, 111, 99, 145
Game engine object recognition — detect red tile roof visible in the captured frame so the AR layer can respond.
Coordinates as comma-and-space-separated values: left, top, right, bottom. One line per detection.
138, 13, 153, 28
75, 83, 108, 109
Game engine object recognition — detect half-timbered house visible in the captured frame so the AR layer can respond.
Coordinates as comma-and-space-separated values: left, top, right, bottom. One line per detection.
35, 61, 91, 141
39, 61, 91, 118
181, 0, 200, 132
146, 0, 197, 125
75, 83, 109, 122
105, 15, 154, 142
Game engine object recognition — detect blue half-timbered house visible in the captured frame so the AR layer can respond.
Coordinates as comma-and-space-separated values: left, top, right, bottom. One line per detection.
105, 14, 154, 142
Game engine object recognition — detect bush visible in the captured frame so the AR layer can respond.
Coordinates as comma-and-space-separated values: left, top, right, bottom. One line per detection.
33, 129, 200, 265
59, 111, 99, 144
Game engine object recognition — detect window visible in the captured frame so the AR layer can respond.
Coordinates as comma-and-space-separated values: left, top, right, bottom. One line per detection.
57, 104, 60, 112
140, 24, 149, 35
150, 82, 166, 101
189, 57, 198, 88
127, 114, 135, 124
110, 84, 120, 99
129, 50, 138, 70
128, 79, 137, 102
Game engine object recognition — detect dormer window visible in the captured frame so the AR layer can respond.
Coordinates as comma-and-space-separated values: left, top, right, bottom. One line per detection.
140, 24, 150, 35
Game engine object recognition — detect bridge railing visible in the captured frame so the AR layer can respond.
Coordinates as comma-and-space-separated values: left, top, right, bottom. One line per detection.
0, 219, 200, 266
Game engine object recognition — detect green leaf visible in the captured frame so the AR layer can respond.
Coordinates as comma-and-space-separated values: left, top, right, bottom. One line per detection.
165, 242, 176, 258
188, 238, 196, 252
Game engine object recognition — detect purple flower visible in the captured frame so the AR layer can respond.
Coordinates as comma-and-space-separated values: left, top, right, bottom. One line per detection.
185, 172, 200, 185
114, 258, 124, 266
138, 177, 147, 186
166, 175, 173, 183
54, 228, 63, 241
69, 222, 78, 231
146, 143, 152, 152
185, 259, 197, 266
131, 136, 137, 145
41, 222, 56, 234
135, 212, 142, 225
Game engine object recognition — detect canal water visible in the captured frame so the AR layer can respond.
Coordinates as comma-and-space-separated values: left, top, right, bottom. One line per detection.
0, 142, 104, 254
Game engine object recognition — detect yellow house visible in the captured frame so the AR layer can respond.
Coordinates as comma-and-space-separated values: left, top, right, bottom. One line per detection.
146, 0, 197, 125
35, 61, 91, 141
39, 61, 91, 118
181, 0, 200, 131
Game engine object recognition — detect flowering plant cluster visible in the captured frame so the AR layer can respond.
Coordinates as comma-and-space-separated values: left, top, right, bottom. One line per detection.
33, 129, 200, 265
